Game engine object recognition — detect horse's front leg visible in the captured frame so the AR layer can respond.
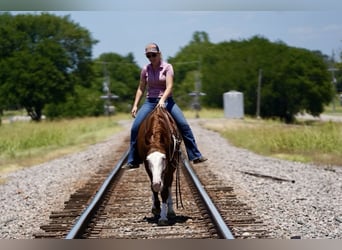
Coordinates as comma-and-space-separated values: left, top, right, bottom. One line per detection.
166, 186, 176, 219
165, 170, 176, 219
151, 190, 160, 217
159, 186, 176, 226
158, 187, 169, 226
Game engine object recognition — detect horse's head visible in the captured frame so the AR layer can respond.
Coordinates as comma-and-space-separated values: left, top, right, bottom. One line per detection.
146, 151, 166, 192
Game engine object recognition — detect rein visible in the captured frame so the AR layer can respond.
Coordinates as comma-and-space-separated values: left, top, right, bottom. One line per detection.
175, 150, 184, 209
158, 107, 184, 209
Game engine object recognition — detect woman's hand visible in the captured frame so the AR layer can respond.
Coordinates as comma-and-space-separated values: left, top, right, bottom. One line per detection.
131, 106, 138, 118
157, 101, 166, 108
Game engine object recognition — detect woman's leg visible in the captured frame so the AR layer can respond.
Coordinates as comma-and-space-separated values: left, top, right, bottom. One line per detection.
127, 100, 156, 165
166, 98, 203, 161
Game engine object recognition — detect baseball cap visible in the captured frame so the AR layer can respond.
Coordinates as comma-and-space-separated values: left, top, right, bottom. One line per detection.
145, 43, 160, 54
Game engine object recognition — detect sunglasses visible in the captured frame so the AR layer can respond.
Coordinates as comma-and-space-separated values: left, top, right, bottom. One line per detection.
146, 53, 158, 58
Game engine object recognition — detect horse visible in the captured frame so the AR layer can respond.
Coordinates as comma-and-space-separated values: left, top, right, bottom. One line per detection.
137, 106, 182, 226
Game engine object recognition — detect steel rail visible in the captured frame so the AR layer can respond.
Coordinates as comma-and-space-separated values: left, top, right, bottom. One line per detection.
65, 148, 129, 239
182, 155, 235, 239
65, 149, 234, 239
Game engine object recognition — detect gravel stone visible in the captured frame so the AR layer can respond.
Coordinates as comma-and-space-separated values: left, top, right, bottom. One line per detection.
0, 119, 341, 239
195, 118, 342, 239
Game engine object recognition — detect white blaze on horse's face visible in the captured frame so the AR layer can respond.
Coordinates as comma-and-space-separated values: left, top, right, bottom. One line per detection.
146, 151, 166, 193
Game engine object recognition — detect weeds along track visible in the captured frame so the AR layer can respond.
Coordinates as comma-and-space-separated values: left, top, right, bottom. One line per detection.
35, 137, 270, 239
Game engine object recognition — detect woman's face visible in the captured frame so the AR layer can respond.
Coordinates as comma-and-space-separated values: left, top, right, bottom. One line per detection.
146, 52, 160, 63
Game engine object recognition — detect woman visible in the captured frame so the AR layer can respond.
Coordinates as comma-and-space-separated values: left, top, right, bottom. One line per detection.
124, 42, 207, 169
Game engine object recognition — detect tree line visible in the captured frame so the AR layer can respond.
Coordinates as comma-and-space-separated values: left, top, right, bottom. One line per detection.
0, 13, 340, 123
170, 32, 339, 122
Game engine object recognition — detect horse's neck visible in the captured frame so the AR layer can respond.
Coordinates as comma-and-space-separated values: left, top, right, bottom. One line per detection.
157, 108, 180, 139
156, 108, 182, 162
146, 108, 181, 161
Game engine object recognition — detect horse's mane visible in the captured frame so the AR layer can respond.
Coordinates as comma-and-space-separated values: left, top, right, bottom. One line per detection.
140, 107, 181, 161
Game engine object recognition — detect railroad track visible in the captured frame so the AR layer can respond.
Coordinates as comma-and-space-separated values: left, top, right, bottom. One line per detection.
34, 138, 270, 239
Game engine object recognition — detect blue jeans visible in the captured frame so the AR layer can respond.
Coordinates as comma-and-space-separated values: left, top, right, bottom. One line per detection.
127, 97, 203, 164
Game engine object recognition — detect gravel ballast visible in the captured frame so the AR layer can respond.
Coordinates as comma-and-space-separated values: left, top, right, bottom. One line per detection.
0, 119, 341, 239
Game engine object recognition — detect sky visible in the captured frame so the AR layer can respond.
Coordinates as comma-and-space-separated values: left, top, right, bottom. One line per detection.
7, 2, 342, 68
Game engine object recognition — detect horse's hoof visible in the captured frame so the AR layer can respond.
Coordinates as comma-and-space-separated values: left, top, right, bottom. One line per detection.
152, 208, 160, 216
158, 219, 169, 226
167, 211, 176, 219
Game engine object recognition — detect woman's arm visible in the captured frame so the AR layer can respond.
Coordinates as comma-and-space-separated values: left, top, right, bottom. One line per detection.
157, 73, 173, 108
131, 80, 146, 118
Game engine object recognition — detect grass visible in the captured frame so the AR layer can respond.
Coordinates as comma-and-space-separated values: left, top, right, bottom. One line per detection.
324, 102, 342, 115
0, 114, 130, 176
190, 107, 342, 167
183, 108, 225, 119
202, 117, 342, 167
1, 106, 341, 179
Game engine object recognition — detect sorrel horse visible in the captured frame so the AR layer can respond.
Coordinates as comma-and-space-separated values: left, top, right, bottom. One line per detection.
137, 106, 182, 226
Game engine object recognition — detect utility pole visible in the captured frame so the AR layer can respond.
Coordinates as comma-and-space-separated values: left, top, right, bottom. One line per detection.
189, 71, 206, 118
328, 67, 338, 112
328, 50, 339, 112
99, 61, 119, 115
173, 59, 206, 118
256, 68, 262, 119
187, 58, 206, 118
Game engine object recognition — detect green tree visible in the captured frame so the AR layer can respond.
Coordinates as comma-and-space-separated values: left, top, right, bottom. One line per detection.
171, 33, 333, 123
262, 47, 333, 122
327, 52, 342, 95
168, 31, 213, 109
92, 52, 141, 112
0, 12, 97, 121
